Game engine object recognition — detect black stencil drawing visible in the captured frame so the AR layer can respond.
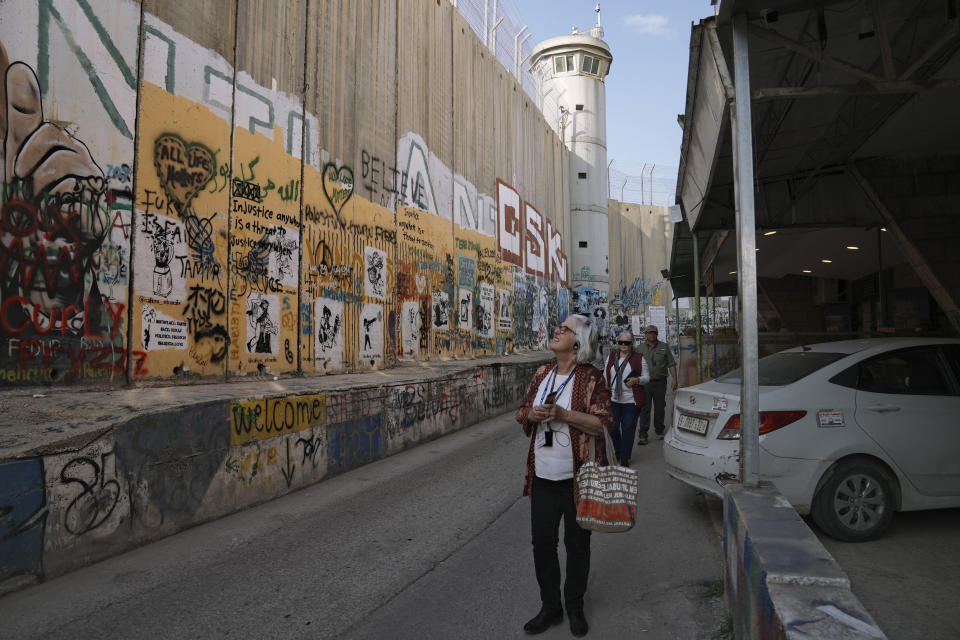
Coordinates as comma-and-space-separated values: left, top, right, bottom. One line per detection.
246, 296, 277, 353
317, 304, 341, 352
432, 294, 449, 328
366, 248, 385, 298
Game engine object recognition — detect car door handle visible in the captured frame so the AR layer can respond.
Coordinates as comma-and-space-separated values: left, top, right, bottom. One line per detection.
865, 404, 901, 412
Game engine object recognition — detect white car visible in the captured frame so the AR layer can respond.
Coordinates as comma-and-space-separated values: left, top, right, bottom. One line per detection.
664, 338, 960, 541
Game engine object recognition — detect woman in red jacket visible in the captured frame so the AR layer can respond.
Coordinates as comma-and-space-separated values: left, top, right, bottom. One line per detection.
603, 331, 649, 466
515, 314, 611, 637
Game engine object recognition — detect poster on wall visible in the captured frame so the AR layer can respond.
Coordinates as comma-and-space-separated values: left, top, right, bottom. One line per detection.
245, 293, 279, 355
134, 212, 187, 302
364, 246, 387, 300
497, 288, 512, 330
458, 288, 473, 330
432, 291, 450, 330
315, 298, 344, 367
534, 286, 549, 348
478, 283, 495, 338
402, 300, 422, 357
359, 304, 384, 363
648, 305, 667, 338
267, 226, 300, 290
141, 305, 189, 351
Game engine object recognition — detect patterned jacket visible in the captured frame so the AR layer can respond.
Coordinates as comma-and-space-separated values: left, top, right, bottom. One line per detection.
515, 363, 613, 502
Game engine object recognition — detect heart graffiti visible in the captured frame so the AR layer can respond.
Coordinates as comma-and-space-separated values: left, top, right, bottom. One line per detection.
322, 162, 354, 228
154, 134, 216, 215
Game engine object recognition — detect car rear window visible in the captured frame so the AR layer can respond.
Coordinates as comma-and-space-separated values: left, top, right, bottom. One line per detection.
716, 352, 846, 386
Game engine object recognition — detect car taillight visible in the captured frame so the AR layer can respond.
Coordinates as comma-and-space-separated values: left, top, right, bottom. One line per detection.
716, 411, 807, 440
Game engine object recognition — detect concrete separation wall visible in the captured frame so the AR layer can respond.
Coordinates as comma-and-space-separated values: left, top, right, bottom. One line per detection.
723, 483, 886, 639
0, 0, 571, 387
0, 353, 549, 594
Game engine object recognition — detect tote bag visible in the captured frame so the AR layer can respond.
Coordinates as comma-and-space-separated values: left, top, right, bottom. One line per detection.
575, 428, 638, 533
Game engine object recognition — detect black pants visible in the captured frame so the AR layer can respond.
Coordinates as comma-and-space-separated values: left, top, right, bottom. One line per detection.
638, 378, 667, 437
530, 476, 591, 611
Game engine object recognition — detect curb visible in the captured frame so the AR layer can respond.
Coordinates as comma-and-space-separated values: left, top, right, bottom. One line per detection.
723, 483, 887, 639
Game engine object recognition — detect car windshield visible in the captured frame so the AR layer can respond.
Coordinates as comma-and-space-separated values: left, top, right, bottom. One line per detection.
716, 351, 846, 386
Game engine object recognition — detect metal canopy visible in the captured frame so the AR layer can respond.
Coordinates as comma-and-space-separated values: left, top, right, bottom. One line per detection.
672, 0, 960, 295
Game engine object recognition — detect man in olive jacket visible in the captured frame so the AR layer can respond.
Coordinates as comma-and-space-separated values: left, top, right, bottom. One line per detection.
636, 325, 677, 445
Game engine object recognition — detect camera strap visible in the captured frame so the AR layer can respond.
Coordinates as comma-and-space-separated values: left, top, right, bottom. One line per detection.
539, 366, 574, 441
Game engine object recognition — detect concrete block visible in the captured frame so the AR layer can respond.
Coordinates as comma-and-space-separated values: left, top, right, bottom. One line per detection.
723, 483, 888, 640
768, 583, 886, 639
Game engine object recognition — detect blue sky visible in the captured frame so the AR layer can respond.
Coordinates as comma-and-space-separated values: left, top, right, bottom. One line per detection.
517, 1, 716, 176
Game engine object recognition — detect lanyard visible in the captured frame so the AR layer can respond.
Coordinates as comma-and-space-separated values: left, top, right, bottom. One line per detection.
539, 365, 573, 405
612, 355, 630, 396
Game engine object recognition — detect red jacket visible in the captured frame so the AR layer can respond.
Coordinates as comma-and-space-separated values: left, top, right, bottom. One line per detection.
516, 363, 612, 504
604, 351, 647, 407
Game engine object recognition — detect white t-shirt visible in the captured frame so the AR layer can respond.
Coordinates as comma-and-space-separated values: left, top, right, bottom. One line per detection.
533, 370, 575, 481
607, 354, 650, 404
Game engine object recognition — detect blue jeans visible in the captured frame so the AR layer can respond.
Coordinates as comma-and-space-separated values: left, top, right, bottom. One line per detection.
610, 402, 639, 464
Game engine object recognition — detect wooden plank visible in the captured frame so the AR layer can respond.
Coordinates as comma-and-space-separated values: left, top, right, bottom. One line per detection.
850, 164, 960, 333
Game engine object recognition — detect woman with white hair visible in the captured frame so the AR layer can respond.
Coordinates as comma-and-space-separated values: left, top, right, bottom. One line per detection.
515, 314, 612, 637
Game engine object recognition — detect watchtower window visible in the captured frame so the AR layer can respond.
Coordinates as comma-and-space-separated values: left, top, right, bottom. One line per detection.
578, 172, 587, 179
554, 54, 576, 74
578, 241, 588, 248
581, 54, 600, 75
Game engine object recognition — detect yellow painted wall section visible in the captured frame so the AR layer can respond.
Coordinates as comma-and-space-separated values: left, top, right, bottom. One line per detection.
229, 125, 302, 374
454, 226, 500, 357
132, 82, 231, 379
396, 206, 456, 360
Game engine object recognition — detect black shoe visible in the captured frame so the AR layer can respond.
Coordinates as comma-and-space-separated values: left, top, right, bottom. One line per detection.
620, 459, 630, 467
656, 432, 665, 440
568, 608, 589, 637
523, 606, 563, 634
637, 434, 648, 446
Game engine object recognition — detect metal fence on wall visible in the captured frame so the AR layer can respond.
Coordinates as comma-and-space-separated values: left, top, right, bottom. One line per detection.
609, 165, 678, 206
451, 0, 538, 100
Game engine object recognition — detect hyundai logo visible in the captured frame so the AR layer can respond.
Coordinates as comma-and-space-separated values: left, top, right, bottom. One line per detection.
689, 395, 696, 405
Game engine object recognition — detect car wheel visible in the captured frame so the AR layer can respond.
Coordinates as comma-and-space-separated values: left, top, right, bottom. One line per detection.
812, 460, 895, 542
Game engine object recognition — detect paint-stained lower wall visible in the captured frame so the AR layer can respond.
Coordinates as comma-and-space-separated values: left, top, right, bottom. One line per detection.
0, 358, 543, 591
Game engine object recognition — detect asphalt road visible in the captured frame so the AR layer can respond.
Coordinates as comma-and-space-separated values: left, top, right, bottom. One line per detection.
813, 507, 960, 640
0, 410, 728, 640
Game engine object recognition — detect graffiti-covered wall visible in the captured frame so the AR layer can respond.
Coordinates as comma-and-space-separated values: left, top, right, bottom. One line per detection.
605, 200, 674, 340
0, 358, 544, 589
0, 0, 572, 387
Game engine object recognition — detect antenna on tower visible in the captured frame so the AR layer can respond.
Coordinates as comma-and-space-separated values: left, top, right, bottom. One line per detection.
591, 4, 604, 38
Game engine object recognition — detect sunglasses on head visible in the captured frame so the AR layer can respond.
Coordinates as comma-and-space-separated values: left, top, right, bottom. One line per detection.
618, 340, 632, 345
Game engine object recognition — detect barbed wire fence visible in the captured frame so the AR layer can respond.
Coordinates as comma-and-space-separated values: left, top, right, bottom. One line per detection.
452, 0, 539, 100
609, 165, 678, 206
